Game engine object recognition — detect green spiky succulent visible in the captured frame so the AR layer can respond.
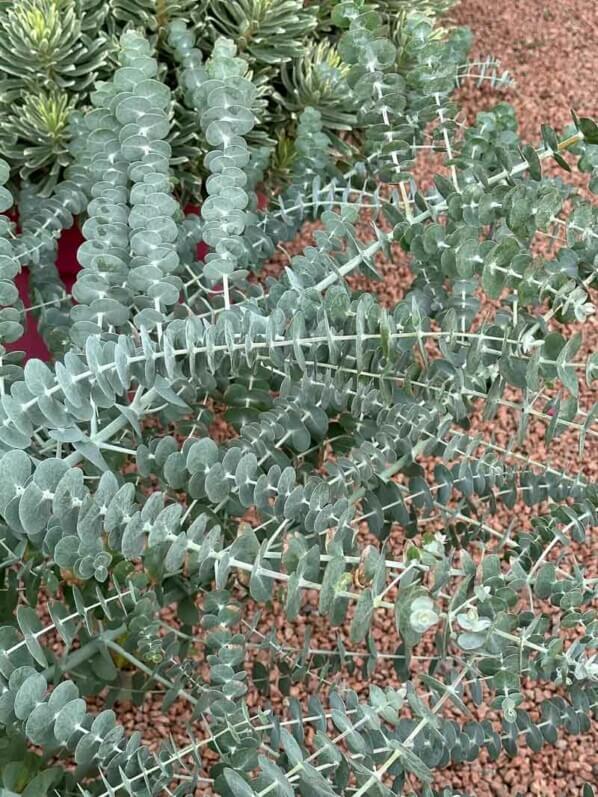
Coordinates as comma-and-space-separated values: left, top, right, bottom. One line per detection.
0, 0, 109, 193
0, 0, 107, 92
0, 0, 461, 194
108, 0, 202, 30
1, 88, 75, 194
278, 40, 355, 130
208, 0, 317, 67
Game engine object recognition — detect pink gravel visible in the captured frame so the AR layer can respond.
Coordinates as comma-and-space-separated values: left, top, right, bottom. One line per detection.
102, 2, 598, 794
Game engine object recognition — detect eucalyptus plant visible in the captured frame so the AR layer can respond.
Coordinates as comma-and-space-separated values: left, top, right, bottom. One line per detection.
0, 0, 473, 196
0, 2, 597, 797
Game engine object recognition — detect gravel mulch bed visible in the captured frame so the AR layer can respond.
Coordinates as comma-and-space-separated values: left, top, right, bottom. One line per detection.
93, 2, 598, 794
450, 0, 597, 136
435, 2, 598, 792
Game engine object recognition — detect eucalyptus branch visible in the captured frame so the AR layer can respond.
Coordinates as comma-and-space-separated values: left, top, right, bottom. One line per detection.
0, 7, 596, 796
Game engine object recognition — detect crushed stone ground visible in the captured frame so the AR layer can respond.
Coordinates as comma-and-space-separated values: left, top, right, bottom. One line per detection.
96, 2, 598, 793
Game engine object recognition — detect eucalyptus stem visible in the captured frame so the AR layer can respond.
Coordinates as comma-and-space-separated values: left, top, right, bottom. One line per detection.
0, 9, 595, 797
